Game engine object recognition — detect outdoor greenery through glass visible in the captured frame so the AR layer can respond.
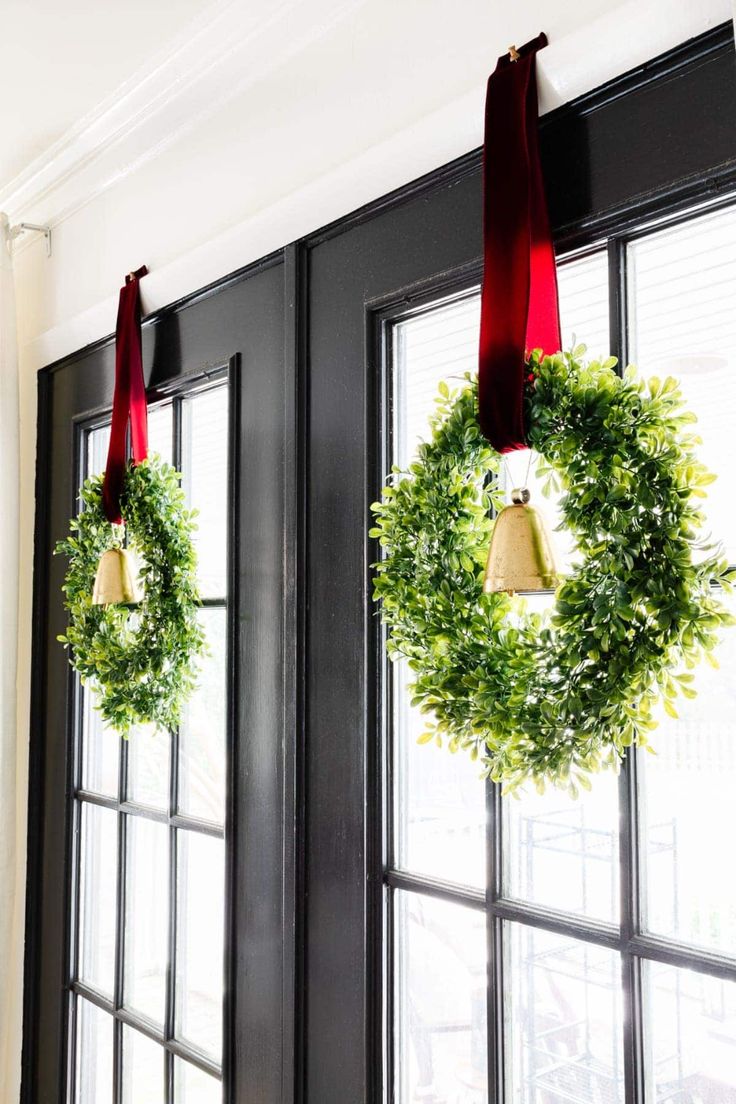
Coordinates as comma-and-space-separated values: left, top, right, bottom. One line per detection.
385, 200, 736, 1104
70, 381, 228, 1104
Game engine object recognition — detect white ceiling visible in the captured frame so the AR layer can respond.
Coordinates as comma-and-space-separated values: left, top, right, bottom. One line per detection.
2, 0, 732, 206
0, 0, 213, 189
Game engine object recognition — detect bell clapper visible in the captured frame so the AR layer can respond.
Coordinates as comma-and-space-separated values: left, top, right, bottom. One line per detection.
483, 484, 560, 595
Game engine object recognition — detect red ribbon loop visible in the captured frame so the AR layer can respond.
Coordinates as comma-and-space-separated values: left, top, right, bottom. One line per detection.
478, 33, 561, 453
101, 266, 149, 524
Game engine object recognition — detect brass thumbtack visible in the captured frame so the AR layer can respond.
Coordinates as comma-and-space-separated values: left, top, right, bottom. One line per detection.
508, 44, 520, 61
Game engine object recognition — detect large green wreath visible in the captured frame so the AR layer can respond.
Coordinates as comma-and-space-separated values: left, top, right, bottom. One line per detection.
57, 456, 205, 735
371, 348, 734, 793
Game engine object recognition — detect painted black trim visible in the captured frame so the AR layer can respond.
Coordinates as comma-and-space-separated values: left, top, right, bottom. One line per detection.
22, 21, 736, 1104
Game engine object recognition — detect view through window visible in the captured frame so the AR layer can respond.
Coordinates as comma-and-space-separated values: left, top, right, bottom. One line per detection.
70, 382, 229, 1104
386, 202, 736, 1104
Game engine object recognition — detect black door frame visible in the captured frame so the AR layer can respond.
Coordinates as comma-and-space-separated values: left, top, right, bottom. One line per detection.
22, 21, 736, 1104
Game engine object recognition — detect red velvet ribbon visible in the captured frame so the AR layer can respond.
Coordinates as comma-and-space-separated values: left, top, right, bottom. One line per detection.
102, 266, 149, 524
478, 33, 561, 453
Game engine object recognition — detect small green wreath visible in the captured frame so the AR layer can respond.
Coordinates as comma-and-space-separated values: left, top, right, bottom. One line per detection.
371, 348, 734, 793
56, 456, 205, 735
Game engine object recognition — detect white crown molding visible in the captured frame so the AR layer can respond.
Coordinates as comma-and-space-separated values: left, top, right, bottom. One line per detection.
0, 0, 371, 229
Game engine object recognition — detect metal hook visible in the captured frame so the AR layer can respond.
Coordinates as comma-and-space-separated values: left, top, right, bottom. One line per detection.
508, 44, 520, 62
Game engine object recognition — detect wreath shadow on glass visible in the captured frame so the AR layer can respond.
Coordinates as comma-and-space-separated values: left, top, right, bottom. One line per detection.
56, 455, 205, 736
371, 347, 735, 794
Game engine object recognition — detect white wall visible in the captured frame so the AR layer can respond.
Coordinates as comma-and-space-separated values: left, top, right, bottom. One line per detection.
3, 0, 733, 1010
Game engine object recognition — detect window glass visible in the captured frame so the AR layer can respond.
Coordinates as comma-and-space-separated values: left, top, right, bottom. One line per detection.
558, 249, 610, 358
127, 725, 169, 809
122, 1026, 165, 1104
644, 962, 736, 1102
178, 608, 227, 825
182, 387, 229, 598
75, 999, 113, 1104
124, 816, 169, 1024
395, 891, 487, 1104
80, 691, 118, 798
175, 1059, 222, 1104
639, 595, 736, 954
78, 803, 117, 996
392, 296, 487, 889
503, 769, 620, 922
628, 205, 736, 562
176, 830, 225, 1061
507, 925, 624, 1104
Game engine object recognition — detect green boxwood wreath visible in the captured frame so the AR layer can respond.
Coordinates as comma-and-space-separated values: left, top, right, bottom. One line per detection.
371, 348, 735, 793
56, 456, 205, 735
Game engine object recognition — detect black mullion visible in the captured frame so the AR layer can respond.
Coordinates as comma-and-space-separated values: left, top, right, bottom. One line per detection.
65, 426, 89, 1104
607, 237, 627, 368
166, 396, 183, 1104
610, 233, 647, 1104
113, 727, 127, 1104
627, 935, 736, 982
384, 869, 485, 910
487, 781, 504, 1103
66, 991, 77, 1104
113, 1019, 124, 1104
73, 796, 225, 838
70, 982, 223, 1081
379, 314, 397, 1104
170, 813, 224, 838
73, 790, 118, 810
491, 897, 620, 947
221, 354, 238, 1104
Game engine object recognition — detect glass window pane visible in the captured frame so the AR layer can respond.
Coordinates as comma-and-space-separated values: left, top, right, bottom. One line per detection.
127, 727, 170, 810
394, 293, 480, 461
558, 250, 610, 358
178, 609, 226, 825
78, 803, 117, 996
395, 891, 487, 1104
75, 999, 113, 1104
80, 690, 119, 798
394, 658, 485, 888
639, 595, 736, 954
176, 831, 224, 1061
628, 205, 736, 561
124, 817, 169, 1025
175, 1058, 222, 1104
182, 386, 228, 598
507, 924, 624, 1103
122, 1026, 165, 1104
87, 425, 111, 480
503, 768, 619, 923
147, 403, 173, 464
645, 961, 736, 1102
392, 297, 487, 889
503, 250, 611, 572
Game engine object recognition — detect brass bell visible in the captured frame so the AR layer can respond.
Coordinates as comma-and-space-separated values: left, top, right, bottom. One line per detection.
92, 548, 142, 605
483, 487, 560, 594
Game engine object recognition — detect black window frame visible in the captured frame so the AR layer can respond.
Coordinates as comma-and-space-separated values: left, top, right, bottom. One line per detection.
377, 202, 736, 1104
22, 21, 736, 1104
68, 369, 233, 1103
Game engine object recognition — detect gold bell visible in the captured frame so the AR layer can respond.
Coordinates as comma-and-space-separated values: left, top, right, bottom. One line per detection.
483, 487, 560, 594
92, 548, 142, 606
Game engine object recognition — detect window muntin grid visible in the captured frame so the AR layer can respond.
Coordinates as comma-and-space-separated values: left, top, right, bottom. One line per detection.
69, 381, 229, 1104
384, 201, 736, 1104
